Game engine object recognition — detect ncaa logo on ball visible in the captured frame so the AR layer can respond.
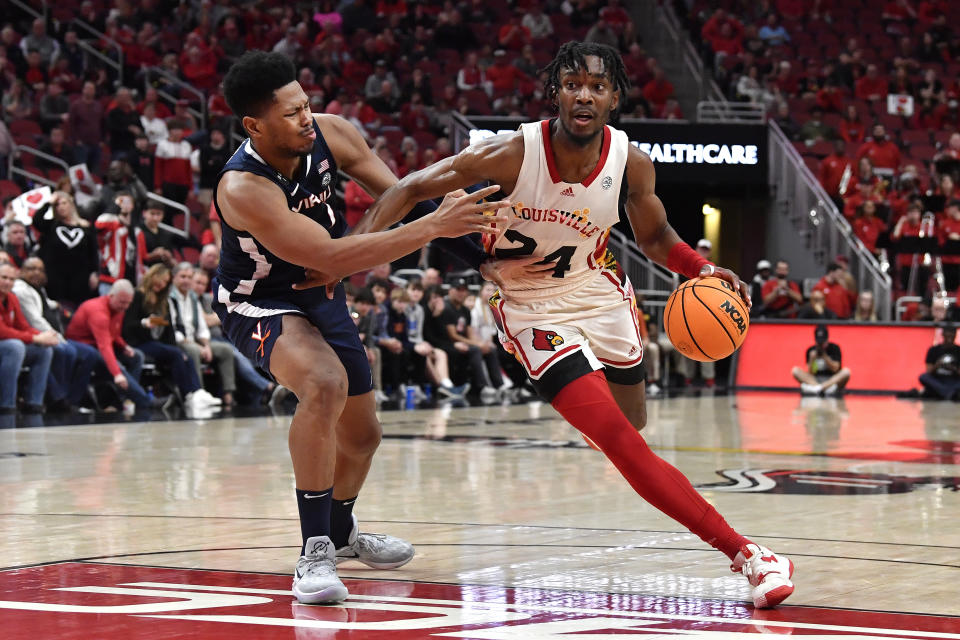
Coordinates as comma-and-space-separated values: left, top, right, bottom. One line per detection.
719, 300, 746, 334
601, 176, 613, 190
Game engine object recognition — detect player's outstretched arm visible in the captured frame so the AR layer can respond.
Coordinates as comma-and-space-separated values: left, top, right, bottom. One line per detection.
353, 132, 522, 235
217, 172, 509, 282
624, 146, 751, 308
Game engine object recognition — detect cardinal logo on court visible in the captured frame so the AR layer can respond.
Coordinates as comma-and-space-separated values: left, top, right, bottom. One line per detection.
532, 328, 564, 351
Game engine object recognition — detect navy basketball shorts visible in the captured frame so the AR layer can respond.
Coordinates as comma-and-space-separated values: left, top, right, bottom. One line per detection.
212, 280, 373, 396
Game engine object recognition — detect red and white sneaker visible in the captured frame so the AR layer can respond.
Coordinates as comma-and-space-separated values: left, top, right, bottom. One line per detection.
731, 543, 795, 608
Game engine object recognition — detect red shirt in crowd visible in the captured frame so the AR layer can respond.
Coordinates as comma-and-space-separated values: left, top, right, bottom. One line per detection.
761, 278, 802, 318
65, 295, 129, 377
819, 152, 850, 198
855, 75, 888, 101
642, 77, 675, 108
0, 292, 40, 343
344, 180, 375, 229
894, 218, 923, 267
853, 215, 887, 253
857, 139, 901, 170
486, 62, 526, 92
838, 117, 866, 143
813, 277, 856, 319
939, 216, 960, 264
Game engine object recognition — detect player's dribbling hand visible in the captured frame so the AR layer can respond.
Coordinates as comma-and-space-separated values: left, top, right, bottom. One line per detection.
699, 264, 752, 310
432, 185, 511, 238
479, 255, 557, 289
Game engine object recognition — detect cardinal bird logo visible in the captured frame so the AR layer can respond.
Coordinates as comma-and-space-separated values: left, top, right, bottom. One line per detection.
532, 328, 564, 351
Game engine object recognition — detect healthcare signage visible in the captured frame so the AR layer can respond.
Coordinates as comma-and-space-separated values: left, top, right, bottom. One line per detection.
462, 116, 768, 185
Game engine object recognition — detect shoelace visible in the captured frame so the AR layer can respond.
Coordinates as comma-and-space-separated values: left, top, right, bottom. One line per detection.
300, 556, 336, 577
356, 533, 389, 554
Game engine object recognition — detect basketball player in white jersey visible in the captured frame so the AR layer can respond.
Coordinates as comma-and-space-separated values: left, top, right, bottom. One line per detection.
319, 41, 795, 608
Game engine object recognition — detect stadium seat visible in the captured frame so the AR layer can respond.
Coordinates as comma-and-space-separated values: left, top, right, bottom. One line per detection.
8, 119, 41, 137
0, 180, 21, 199
901, 130, 931, 145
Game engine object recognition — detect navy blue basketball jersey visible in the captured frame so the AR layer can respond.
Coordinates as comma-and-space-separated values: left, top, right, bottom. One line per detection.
214, 120, 345, 301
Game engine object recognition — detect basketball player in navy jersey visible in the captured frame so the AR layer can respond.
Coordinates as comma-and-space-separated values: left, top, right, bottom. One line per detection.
214, 51, 510, 604
305, 42, 796, 608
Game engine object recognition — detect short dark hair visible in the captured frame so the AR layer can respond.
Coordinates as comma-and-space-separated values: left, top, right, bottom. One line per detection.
369, 278, 391, 291
354, 288, 375, 305
222, 51, 297, 120
542, 41, 630, 113
827, 262, 841, 272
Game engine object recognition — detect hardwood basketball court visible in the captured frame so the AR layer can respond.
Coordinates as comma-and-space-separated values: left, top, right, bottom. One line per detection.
1, 391, 958, 638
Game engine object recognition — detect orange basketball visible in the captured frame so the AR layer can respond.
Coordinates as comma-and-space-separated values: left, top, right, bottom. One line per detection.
664, 277, 749, 362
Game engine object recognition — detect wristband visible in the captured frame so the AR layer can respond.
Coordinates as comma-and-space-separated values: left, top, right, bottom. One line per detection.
666, 242, 713, 279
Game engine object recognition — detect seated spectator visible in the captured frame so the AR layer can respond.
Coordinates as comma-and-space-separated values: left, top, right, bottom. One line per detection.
642, 68, 675, 111
2, 79, 33, 121
456, 51, 487, 93
191, 268, 282, 406
377, 287, 415, 395
197, 244, 219, 283
404, 279, 460, 397
0, 262, 56, 413
852, 200, 887, 256
813, 262, 857, 319
855, 64, 889, 102
13, 257, 99, 412
797, 106, 835, 144
122, 264, 221, 412
95, 190, 147, 293
486, 49, 528, 95
919, 323, 960, 400
194, 129, 231, 212
168, 262, 234, 405
443, 278, 504, 401
140, 200, 178, 268
758, 13, 790, 47
791, 325, 851, 396
838, 104, 866, 143
798, 289, 839, 320
353, 286, 383, 398
63, 280, 156, 410
499, 10, 533, 50
892, 202, 927, 293
939, 199, 960, 291
2, 220, 31, 268
842, 157, 884, 219
31, 191, 99, 309
761, 260, 803, 318
522, 3, 554, 40
749, 259, 772, 317
852, 290, 879, 321
857, 124, 901, 172
737, 66, 775, 105
472, 280, 521, 396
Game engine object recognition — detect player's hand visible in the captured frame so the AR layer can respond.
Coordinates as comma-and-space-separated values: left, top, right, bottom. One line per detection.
699, 264, 752, 310
200, 345, 213, 362
113, 372, 129, 390
479, 255, 556, 288
292, 268, 339, 298
431, 185, 511, 238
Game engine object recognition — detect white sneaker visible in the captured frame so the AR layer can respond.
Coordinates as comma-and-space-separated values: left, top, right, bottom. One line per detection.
800, 382, 822, 395
731, 543, 795, 608
479, 385, 498, 403
823, 383, 839, 396
647, 382, 661, 395
185, 391, 210, 412
293, 536, 348, 604
194, 389, 222, 405
335, 514, 415, 569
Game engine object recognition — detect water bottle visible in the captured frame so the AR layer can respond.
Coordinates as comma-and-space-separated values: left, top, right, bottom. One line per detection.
405, 385, 416, 410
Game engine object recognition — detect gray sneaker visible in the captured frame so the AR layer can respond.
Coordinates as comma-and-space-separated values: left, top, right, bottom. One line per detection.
293, 536, 348, 604
335, 514, 415, 569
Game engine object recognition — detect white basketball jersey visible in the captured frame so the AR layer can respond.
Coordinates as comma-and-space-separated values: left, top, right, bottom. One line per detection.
488, 120, 629, 301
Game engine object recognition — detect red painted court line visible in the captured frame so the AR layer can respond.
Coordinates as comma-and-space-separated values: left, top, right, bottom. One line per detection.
0, 563, 957, 639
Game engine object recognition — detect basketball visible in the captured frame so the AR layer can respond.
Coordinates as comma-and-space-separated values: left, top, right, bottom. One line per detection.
664, 277, 749, 362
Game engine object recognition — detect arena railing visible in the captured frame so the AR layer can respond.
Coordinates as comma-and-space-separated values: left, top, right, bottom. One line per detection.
71, 18, 124, 86
142, 67, 207, 131
6, 145, 65, 188
696, 101, 766, 124
768, 121, 893, 320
